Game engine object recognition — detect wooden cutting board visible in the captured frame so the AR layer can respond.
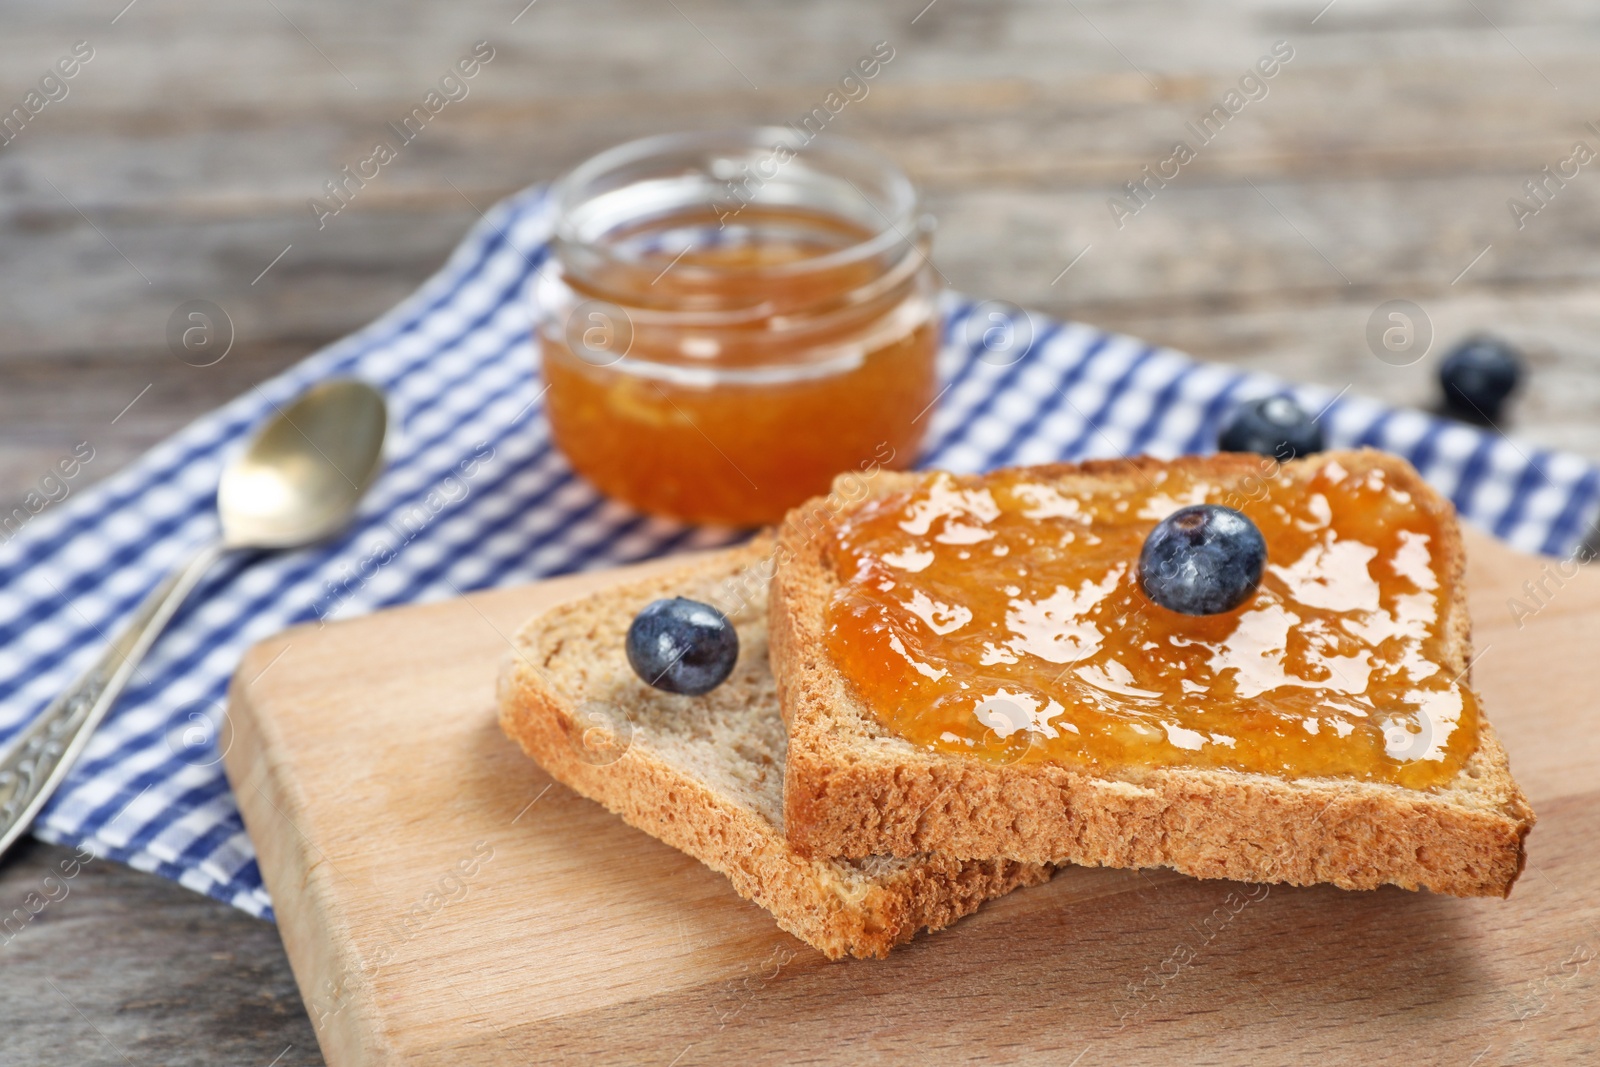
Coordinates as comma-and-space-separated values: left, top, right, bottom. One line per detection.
222, 530, 1600, 1066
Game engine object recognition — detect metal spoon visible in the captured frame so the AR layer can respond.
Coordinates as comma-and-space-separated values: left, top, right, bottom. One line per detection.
0, 379, 387, 859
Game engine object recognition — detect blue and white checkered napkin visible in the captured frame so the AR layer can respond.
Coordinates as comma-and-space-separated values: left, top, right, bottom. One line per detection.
1, 184, 1596, 919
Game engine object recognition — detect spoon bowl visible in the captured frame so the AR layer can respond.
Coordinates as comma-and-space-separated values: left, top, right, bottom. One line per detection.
218, 380, 387, 549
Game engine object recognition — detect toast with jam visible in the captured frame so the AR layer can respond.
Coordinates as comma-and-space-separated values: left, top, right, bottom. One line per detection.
769, 450, 1534, 896
496, 541, 1052, 960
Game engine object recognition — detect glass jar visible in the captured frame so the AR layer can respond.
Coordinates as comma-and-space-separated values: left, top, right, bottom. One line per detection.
536, 128, 941, 526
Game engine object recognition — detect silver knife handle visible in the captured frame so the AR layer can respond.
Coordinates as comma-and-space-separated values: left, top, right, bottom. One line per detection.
0, 540, 225, 858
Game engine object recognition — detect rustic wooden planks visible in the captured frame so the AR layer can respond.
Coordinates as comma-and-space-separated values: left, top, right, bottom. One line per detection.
7, 1, 1600, 498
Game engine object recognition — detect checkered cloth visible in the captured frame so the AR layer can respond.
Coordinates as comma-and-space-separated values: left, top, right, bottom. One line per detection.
1, 185, 1594, 920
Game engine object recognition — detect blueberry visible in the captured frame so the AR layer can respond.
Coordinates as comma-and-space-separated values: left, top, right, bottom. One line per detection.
625, 598, 739, 696
1138, 504, 1267, 616
1218, 396, 1323, 460
1439, 335, 1523, 423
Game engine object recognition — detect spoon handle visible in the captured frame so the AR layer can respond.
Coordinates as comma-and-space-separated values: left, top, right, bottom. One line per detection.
0, 540, 226, 860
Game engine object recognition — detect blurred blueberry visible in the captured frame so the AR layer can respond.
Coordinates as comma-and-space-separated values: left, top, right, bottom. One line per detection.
1439, 335, 1523, 424
1218, 396, 1324, 460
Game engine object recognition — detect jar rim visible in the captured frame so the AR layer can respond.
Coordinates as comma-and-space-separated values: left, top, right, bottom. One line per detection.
549, 126, 922, 282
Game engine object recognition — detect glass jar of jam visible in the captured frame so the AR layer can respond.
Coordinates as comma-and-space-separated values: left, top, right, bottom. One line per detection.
537, 129, 941, 526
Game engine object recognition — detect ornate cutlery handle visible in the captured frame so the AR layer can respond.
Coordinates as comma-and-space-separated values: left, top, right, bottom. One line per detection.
0, 541, 224, 859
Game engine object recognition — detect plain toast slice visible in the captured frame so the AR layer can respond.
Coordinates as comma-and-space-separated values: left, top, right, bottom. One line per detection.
496, 543, 1052, 960
770, 450, 1534, 897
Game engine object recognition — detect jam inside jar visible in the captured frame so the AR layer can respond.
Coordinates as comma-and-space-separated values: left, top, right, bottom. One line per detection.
537, 129, 941, 526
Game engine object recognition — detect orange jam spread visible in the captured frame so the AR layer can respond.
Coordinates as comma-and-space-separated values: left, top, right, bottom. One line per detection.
543, 206, 938, 526
823, 456, 1479, 789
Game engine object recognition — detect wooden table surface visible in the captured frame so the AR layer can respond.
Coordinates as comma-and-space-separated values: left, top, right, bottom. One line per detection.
2, 1, 1598, 1063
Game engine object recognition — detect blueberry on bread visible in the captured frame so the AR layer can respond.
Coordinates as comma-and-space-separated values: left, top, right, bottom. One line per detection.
1138, 504, 1266, 616
625, 597, 739, 695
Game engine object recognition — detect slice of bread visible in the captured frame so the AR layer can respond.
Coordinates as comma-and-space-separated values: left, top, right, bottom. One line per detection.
496, 542, 1052, 960
771, 450, 1535, 897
